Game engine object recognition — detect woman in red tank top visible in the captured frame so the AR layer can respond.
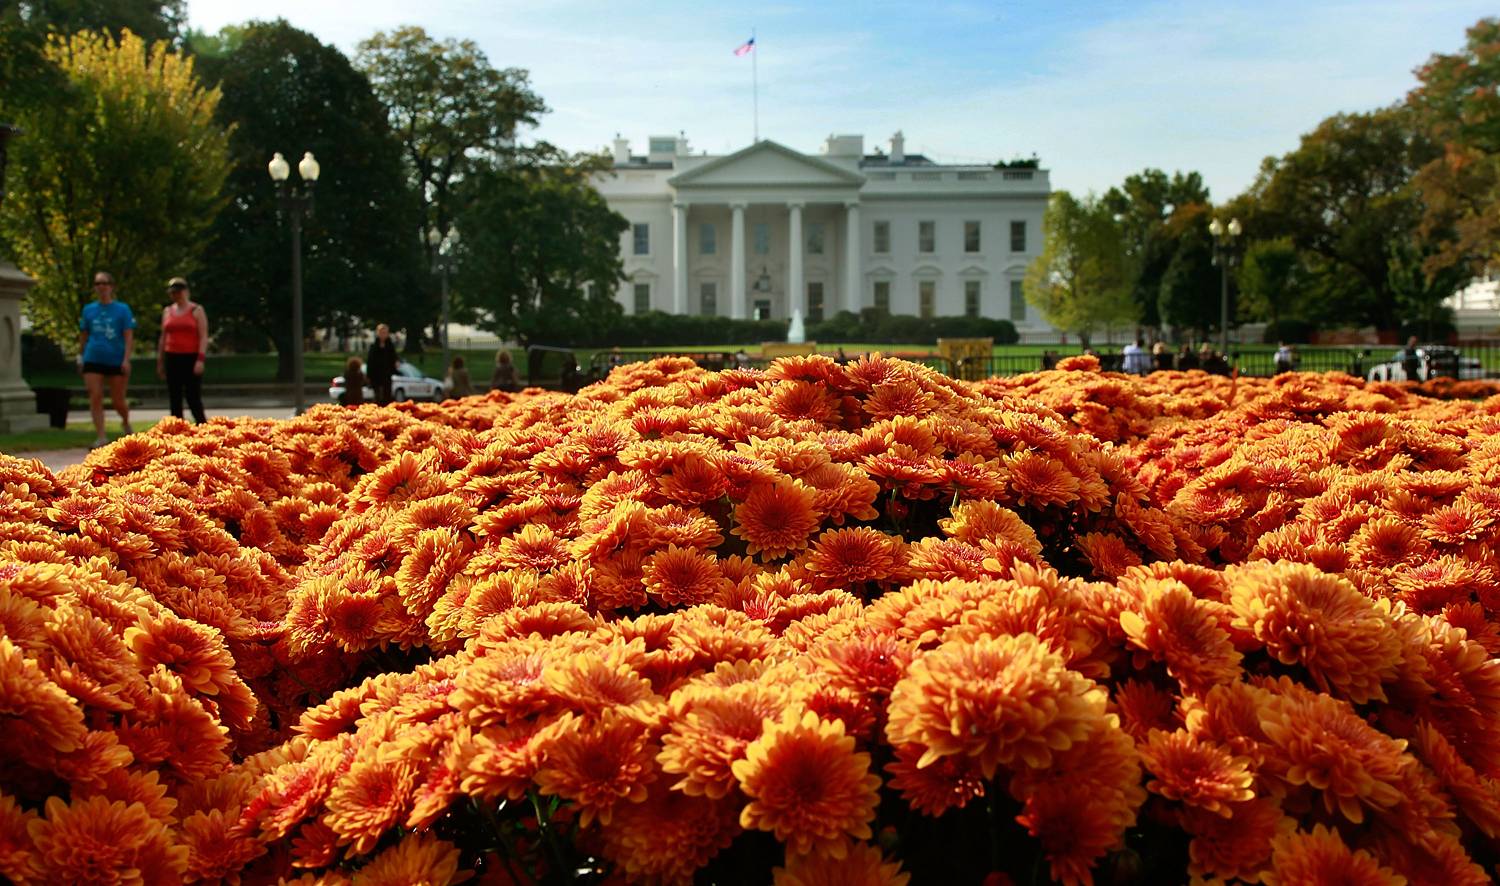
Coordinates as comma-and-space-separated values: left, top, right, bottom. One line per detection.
155, 277, 208, 422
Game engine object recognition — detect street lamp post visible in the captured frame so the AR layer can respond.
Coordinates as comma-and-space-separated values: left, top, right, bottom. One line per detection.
427, 228, 459, 371
268, 151, 320, 415
1208, 217, 1242, 354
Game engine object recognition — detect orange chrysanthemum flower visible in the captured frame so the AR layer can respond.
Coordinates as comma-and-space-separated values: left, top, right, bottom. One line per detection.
772, 840, 912, 885
1257, 679, 1412, 824
595, 783, 741, 883
804, 528, 901, 591
884, 740, 987, 816
494, 523, 570, 572
1348, 516, 1432, 568
1119, 579, 1242, 693
0, 635, 85, 755
886, 632, 1106, 776
1182, 796, 1292, 882
1139, 728, 1255, 816
349, 832, 466, 886
1004, 451, 1080, 508
1226, 562, 1400, 703
1261, 825, 1405, 886
732, 709, 881, 858
642, 545, 731, 607
0, 793, 37, 883
533, 711, 658, 826
1074, 532, 1143, 580
26, 795, 189, 884
732, 477, 821, 560
659, 681, 786, 799
323, 753, 418, 856
543, 641, 656, 716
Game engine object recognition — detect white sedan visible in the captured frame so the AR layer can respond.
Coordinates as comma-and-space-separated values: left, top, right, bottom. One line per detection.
329, 361, 445, 403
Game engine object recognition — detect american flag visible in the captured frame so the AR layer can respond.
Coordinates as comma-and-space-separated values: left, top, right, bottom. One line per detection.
734, 37, 755, 56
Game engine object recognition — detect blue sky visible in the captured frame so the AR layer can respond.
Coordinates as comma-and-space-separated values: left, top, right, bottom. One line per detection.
186, 0, 1492, 200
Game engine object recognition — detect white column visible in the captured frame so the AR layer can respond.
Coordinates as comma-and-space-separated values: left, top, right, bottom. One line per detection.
787, 202, 804, 319
844, 202, 861, 313
672, 203, 688, 315
730, 202, 747, 319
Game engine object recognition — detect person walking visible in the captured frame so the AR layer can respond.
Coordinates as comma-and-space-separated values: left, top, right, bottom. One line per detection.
77, 271, 135, 449
445, 356, 473, 398
366, 323, 399, 405
1397, 336, 1422, 382
1152, 341, 1173, 372
1121, 338, 1149, 375
1273, 341, 1295, 375
339, 357, 366, 406
155, 277, 208, 423
490, 349, 519, 392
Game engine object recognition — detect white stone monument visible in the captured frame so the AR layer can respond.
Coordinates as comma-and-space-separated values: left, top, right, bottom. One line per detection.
0, 262, 46, 433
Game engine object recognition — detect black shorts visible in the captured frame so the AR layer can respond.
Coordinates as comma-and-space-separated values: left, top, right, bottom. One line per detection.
82, 361, 123, 376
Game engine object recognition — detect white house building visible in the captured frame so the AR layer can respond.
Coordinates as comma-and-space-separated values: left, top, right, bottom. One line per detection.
1446, 272, 1500, 337
592, 132, 1055, 339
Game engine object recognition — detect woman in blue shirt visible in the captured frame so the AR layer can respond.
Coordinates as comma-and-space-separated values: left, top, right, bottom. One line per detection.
77, 271, 136, 448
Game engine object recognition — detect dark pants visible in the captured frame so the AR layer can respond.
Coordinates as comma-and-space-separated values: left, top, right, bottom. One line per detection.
164, 352, 206, 422
371, 377, 393, 405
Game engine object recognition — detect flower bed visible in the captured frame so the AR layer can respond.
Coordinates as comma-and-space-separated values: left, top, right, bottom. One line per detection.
1, 355, 1497, 884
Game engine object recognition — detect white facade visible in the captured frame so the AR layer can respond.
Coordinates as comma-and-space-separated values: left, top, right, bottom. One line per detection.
1446, 273, 1500, 337
592, 132, 1055, 339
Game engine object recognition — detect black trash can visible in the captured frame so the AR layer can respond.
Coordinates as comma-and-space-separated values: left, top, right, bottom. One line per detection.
34, 387, 68, 429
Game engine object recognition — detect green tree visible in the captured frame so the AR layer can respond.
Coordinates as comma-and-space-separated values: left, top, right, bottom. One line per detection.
1023, 191, 1137, 346
452, 151, 626, 347
191, 20, 425, 379
356, 26, 547, 344
1103, 168, 1211, 329
1, 29, 230, 348
1243, 108, 1437, 331
1156, 203, 1222, 336
8, 0, 184, 44
1236, 238, 1302, 331
1407, 17, 1500, 276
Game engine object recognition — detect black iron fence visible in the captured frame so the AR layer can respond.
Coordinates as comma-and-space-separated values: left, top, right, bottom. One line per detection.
585, 341, 1500, 385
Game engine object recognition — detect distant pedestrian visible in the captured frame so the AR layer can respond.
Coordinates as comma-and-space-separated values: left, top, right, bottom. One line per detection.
1176, 344, 1198, 371
366, 323, 399, 405
155, 276, 208, 423
1040, 350, 1059, 370
734, 348, 751, 369
340, 357, 365, 406
1152, 341, 1172, 372
446, 356, 472, 398
490, 349, 519, 392
1398, 336, 1421, 382
1122, 338, 1150, 375
1274, 341, 1295, 375
78, 271, 135, 449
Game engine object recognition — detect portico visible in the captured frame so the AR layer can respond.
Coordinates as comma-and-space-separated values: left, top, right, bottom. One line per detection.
595, 130, 1056, 339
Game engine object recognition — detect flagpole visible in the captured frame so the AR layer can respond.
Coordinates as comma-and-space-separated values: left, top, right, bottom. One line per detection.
752, 27, 759, 143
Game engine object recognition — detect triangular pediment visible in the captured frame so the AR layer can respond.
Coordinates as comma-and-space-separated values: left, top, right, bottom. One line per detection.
669, 140, 865, 187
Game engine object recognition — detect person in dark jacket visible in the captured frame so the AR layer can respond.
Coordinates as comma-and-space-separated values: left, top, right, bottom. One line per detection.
340, 357, 366, 406
366, 323, 399, 405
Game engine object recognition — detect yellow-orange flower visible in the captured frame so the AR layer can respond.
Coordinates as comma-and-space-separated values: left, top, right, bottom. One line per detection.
1139, 728, 1255, 816
772, 840, 911, 885
1119, 579, 1242, 693
1004, 451, 1080, 508
659, 681, 786, 798
804, 527, 901, 590
26, 795, 189, 884
1226, 561, 1400, 703
732, 477, 821, 559
348, 833, 465, 886
886, 632, 1105, 776
642, 545, 731, 607
533, 711, 658, 826
732, 709, 881, 858
0, 635, 85, 754
1261, 825, 1406, 886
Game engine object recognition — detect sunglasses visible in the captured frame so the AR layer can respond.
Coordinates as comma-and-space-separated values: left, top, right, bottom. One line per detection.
93, 280, 113, 287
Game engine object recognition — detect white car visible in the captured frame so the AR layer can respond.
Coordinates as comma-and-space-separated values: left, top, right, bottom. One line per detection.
1366, 347, 1485, 383
329, 361, 445, 403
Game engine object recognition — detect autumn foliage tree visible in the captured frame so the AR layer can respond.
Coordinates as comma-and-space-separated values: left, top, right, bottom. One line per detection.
1, 29, 230, 347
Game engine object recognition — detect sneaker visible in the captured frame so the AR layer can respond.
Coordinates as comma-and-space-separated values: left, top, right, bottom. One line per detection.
121, 421, 134, 435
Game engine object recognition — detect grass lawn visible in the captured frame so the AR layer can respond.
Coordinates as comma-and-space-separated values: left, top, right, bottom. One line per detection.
0, 419, 162, 454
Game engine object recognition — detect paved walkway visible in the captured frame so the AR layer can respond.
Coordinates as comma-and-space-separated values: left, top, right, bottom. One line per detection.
29, 403, 299, 474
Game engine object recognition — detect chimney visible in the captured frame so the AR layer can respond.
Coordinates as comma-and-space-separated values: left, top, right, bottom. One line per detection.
612, 134, 630, 165
676, 130, 690, 156
890, 130, 905, 164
